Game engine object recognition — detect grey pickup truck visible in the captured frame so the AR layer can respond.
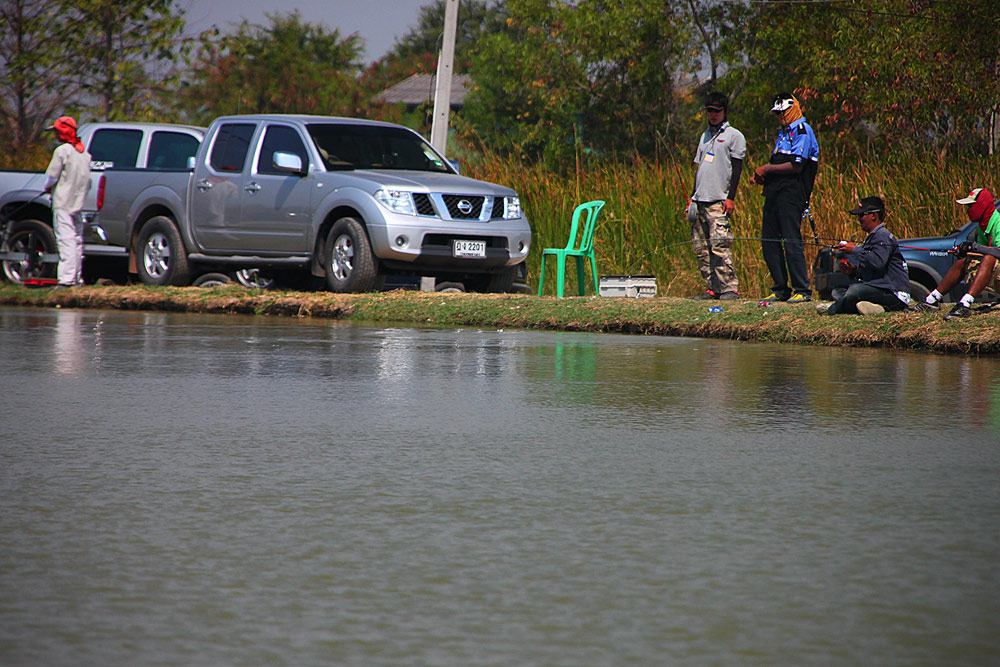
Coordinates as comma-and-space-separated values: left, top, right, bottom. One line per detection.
96, 114, 532, 292
0, 122, 203, 283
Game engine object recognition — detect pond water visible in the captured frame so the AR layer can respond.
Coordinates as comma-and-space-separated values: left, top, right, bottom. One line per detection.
2, 307, 999, 665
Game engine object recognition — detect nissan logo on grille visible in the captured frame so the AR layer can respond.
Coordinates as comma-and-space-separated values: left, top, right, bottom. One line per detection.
457, 199, 474, 215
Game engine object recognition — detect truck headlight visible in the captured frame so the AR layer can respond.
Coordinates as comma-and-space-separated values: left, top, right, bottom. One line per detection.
503, 196, 521, 219
374, 189, 416, 216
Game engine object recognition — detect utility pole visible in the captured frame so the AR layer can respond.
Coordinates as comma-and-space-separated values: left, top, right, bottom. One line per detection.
430, 0, 459, 156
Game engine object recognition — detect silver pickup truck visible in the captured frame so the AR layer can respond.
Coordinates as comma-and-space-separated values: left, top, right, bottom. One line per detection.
97, 114, 532, 292
0, 122, 203, 283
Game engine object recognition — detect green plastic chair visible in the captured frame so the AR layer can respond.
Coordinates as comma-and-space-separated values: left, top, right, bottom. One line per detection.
538, 200, 605, 297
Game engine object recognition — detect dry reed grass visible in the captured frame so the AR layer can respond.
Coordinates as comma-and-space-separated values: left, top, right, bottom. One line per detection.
467, 149, 1000, 299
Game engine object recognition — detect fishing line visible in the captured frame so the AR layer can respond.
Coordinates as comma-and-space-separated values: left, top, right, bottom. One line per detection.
618, 236, 854, 274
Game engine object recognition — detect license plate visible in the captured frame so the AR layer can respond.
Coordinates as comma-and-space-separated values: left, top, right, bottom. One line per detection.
453, 239, 486, 258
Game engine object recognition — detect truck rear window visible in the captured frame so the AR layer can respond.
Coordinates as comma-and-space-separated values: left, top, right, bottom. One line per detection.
148, 131, 200, 169
306, 124, 451, 173
89, 129, 142, 169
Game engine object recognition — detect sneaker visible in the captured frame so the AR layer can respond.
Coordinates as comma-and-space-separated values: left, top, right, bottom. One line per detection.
693, 290, 718, 300
911, 300, 940, 312
718, 291, 740, 301
759, 293, 787, 303
815, 302, 832, 314
856, 301, 885, 316
787, 293, 812, 303
943, 304, 972, 320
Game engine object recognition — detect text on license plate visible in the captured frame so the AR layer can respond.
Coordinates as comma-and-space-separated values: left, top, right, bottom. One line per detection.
453, 240, 486, 258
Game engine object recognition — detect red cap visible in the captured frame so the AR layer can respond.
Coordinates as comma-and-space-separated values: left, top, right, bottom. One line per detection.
46, 116, 84, 152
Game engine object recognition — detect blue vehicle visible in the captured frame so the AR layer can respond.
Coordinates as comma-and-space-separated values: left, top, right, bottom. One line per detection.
898, 221, 982, 303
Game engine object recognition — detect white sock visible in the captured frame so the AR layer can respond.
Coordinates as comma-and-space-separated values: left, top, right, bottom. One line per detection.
960, 293, 975, 308
926, 290, 942, 304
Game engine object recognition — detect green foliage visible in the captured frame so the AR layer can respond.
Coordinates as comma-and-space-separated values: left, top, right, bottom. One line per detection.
387, 0, 507, 70
718, 0, 1000, 155
70, 0, 189, 121
463, 0, 698, 163
0, 0, 80, 151
182, 11, 364, 124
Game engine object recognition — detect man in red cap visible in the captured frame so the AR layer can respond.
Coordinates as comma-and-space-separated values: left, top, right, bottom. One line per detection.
912, 188, 1000, 319
43, 116, 91, 288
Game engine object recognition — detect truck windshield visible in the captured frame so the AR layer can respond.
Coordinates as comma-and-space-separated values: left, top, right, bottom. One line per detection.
306, 124, 452, 173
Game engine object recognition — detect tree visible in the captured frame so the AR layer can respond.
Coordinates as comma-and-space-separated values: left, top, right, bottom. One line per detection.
717, 0, 1000, 156
0, 0, 79, 152
463, 0, 698, 162
182, 11, 365, 124
387, 0, 507, 70
69, 0, 189, 121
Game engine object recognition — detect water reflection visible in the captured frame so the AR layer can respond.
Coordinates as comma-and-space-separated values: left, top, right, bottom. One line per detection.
2, 307, 1000, 665
4, 308, 999, 436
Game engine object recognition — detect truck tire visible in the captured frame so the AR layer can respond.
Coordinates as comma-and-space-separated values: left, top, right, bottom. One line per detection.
1, 219, 58, 284
465, 265, 517, 293
234, 268, 276, 290
136, 216, 191, 286
192, 272, 232, 287
324, 217, 380, 293
908, 279, 930, 305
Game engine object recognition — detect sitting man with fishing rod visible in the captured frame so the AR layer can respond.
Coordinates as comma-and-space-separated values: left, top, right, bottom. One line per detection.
912, 188, 1000, 320
751, 91, 820, 304
815, 196, 910, 315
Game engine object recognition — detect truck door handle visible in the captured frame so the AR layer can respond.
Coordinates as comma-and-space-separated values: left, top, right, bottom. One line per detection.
244, 182, 261, 194
196, 179, 213, 191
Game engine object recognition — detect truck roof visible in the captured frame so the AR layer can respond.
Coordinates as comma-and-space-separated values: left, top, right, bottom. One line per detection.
211, 114, 409, 130
79, 121, 206, 134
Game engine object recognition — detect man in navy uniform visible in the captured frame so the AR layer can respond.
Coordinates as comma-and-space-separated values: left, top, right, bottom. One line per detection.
751, 92, 820, 303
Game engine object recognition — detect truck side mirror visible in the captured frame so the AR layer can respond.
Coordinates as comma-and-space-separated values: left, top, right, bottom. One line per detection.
273, 152, 304, 175
447, 159, 460, 174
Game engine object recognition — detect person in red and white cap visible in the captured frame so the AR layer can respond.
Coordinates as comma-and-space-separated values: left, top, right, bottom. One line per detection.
43, 115, 91, 288
912, 188, 1000, 319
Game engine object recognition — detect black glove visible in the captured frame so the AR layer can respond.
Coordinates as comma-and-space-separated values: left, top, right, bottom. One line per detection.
954, 241, 974, 257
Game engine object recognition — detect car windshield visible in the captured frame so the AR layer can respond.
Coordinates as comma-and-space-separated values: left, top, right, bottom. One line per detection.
306, 123, 451, 173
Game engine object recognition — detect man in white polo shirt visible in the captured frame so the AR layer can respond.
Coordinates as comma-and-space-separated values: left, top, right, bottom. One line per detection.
688, 92, 746, 300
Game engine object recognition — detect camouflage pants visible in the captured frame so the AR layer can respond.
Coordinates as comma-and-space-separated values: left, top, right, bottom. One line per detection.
691, 201, 738, 294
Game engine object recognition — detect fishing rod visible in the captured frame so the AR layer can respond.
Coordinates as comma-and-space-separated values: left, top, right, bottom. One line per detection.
0, 191, 48, 227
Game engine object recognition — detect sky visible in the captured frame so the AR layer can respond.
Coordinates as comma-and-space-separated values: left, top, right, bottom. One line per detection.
179, 0, 436, 63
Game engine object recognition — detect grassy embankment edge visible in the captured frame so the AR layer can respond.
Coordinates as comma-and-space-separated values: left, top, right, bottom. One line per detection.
1, 284, 998, 355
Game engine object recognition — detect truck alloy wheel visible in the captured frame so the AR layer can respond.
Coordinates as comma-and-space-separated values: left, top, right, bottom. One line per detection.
1, 219, 57, 284
324, 217, 379, 293
135, 216, 191, 286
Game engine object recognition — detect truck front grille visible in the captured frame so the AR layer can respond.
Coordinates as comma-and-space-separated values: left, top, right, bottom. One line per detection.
442, 195, 485, 219
413, 193, 436, 216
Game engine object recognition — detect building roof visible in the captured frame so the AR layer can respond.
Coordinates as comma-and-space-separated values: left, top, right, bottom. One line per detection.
374, 73, 472, 107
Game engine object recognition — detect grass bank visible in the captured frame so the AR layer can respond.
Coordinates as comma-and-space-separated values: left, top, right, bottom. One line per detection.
2, 284, 998, 355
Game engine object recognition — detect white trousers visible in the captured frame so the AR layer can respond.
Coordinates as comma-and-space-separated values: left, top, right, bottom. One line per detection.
53, 208, 84, 286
